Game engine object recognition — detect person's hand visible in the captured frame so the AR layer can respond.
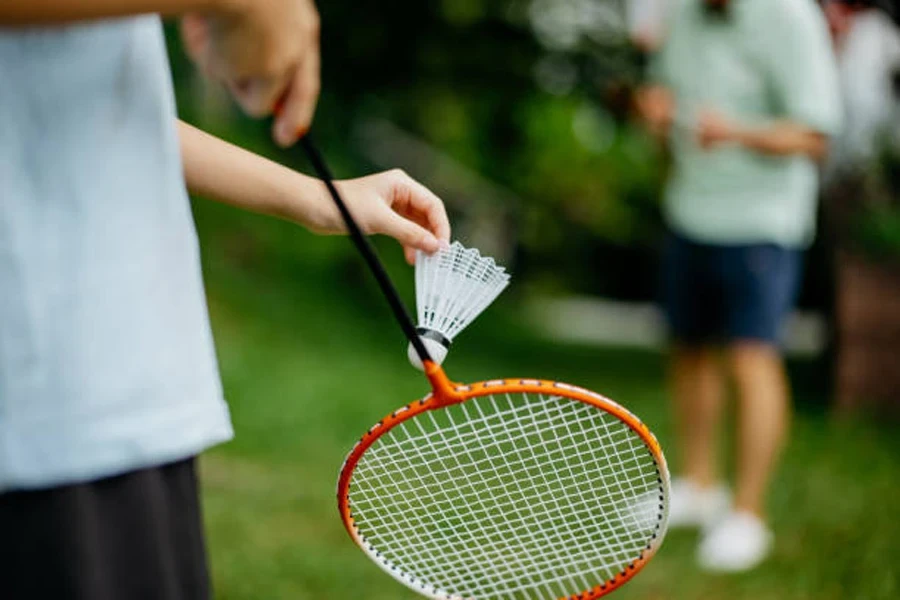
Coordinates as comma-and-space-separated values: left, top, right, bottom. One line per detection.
634, 85, 674, 137
696, 107, 739, 149
311, 170, 451, 264
181, 0, 320, 147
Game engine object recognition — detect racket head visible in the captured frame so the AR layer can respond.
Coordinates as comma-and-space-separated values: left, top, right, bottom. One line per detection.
337, 370, 670, 600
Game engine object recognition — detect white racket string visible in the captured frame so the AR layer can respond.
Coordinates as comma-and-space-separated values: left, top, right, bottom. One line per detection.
347, 392, 665, 599
354, 415, 656, 533
360, 411, 651, 499
354, 404, 655, 536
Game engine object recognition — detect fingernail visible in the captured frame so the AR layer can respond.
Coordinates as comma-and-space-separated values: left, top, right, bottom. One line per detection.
275, 120, 294, 147
425, 234, 441, 252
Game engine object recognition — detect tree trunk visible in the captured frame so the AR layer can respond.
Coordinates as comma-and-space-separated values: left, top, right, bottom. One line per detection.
834, 252, 900, 416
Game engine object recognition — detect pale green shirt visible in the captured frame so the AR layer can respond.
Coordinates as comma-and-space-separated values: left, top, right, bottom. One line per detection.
654, 0, 841, 247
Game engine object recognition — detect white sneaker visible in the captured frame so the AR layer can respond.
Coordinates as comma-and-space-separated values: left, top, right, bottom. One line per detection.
667, 477, 730, 529
697, 511, 773, 573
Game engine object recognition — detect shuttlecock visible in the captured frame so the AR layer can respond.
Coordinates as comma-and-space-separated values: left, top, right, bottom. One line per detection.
408, 241, 510, 371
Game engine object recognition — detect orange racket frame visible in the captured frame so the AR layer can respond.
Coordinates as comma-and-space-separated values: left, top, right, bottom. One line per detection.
337, 361, 670, 600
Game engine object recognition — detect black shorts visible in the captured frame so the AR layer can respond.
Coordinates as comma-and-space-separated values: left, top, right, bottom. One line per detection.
0, 457, 209, 600
661, 232, 803, 345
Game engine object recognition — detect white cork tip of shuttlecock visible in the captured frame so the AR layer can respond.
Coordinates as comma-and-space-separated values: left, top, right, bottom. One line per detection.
408, 337, 449, 371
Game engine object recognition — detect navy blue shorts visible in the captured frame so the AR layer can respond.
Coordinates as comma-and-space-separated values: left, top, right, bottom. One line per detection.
661, 233, 803, 345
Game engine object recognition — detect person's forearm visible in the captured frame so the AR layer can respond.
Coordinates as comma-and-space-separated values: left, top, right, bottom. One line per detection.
733, 121, 828, 159
178, 120, 335, 232
0, 0, 238, 25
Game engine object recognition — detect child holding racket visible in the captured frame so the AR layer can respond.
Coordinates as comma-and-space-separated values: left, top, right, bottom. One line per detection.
0, 1, 449, 598
636, 0, 841, 573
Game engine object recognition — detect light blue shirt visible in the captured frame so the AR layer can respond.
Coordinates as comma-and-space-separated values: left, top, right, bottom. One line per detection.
0, 16, 232, 492
653, 0, 842, 248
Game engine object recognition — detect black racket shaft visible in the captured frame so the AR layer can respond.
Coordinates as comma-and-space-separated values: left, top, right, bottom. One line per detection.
299, 136, 433, 365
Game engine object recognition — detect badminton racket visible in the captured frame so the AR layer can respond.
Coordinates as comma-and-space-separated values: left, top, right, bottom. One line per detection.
300, 136, 670, 600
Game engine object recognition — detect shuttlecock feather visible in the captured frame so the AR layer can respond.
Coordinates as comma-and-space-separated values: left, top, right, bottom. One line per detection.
408, 241, 510, 370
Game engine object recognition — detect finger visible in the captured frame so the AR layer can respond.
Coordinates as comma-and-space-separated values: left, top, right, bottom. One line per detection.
397, 205, 434, 236
185, 23, 285, 115
391, 172, 451, 244
404, 246, 417, 266
273, 36, 320, 146
180, 14, 210, 68
377, 212, 441, 258
229, 73, 289, 118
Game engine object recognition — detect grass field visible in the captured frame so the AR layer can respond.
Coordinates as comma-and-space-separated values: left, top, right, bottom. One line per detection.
194, 202, 900, 600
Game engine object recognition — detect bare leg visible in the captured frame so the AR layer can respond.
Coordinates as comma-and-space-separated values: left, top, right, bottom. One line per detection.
728, 341, 790, 519
670, 344, 725, 488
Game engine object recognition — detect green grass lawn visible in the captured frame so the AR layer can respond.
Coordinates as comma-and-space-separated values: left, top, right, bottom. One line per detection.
194, 202, 900, 600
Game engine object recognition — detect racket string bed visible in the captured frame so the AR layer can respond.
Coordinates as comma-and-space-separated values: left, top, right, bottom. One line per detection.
354, 398, 660, 576
352, 398, 660, 596
429, 396, 588, 597
353, 406, 659, 543
347, 392, 666, 600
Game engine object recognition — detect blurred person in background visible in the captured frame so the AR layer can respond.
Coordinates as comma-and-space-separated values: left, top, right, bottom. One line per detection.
0, 1, 449, 598
635, 0, 841, 572
823, 0, 900, 179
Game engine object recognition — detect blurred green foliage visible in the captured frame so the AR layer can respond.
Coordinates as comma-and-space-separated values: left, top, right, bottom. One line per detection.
165, 0, 665, 299
855, 207, 900, 262
852, 144, 900, 262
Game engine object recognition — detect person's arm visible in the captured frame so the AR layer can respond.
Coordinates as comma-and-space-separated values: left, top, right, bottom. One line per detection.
633, 4, 678, 142
696, 110, 829, 159
742, 0, 840, 160
733, 122, 829, 159
0, 0, 233, 24
179, 121, 450, 264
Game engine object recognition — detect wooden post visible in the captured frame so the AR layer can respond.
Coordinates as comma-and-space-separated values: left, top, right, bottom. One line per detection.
834, 251, 900, 416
